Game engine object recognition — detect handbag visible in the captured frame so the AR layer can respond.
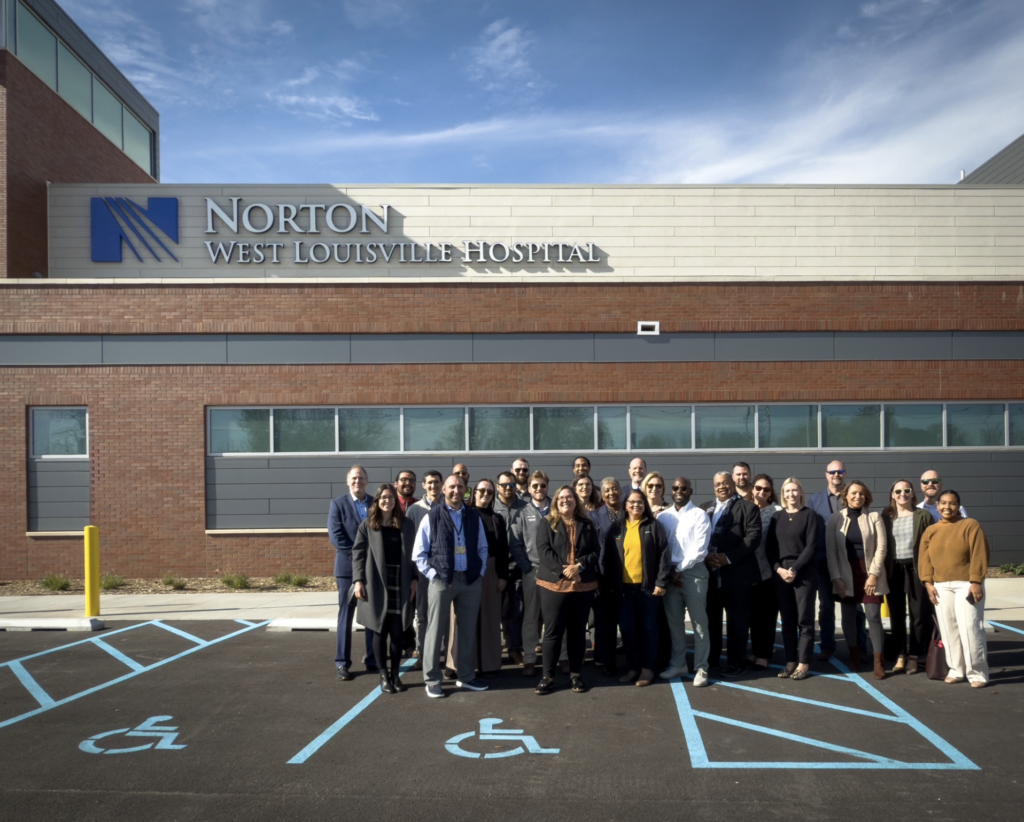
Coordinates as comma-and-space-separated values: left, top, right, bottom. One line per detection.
925, 616, 949, 681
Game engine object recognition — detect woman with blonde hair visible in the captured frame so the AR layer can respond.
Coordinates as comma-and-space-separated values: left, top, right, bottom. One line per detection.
641, 471, 668, 515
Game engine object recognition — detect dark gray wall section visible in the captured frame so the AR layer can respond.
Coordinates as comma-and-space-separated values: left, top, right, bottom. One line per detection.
227, 334, 350, 364
5, 331, 1024, 365
0, 335, 101, 365
961, 134, 1024, 185
28, 458, 89, 531
102, 335, 227, 364
206, 451, 1024, 563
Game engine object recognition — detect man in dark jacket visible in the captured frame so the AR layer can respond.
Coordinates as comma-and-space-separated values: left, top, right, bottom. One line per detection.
701, 472, 762, 677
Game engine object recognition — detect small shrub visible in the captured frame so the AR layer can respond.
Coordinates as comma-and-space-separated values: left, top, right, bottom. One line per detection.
100, 573, 125, 590
221, 573, 251, 590
41, 573, 71, 591
274, 571, 295, 586
291, 574, 309, 588
161, 575, 187, 590
999, 563, 1024, 577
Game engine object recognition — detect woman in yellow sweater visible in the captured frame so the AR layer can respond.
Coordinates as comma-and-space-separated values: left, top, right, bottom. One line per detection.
918, 490, 990, 688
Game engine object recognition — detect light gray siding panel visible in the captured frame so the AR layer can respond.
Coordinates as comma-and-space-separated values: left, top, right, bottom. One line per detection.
0, 335, 102, 365
207, 483, 334, 500
102, 335, 227, 364
28, 458, 89, 531
473, 334, 595, 363
227, 335, 350, 364
834, 332, 952, 361
33, 501, 90, 519
594, 333, 715, 362
29, 470, 91, 487
714, 332, 833, 362
952, 332, 1024, 360
29, 517, 91, 531
206, 499, 270, 516
30, 460, 91, 473
270, 498, 334, 515
350, 334, 465, 363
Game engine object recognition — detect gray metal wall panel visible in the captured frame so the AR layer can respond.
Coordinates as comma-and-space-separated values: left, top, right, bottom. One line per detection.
28, 459, 89, 531
227, 335, 350, 364
206, 457, 271, 470
207, 483, 334, 501
834, 332, 952, 361
210, 514, 326, 529
30, 460, 91, 473
29, 469, 90, 487
962, 134, 1024, 184
474, 334, 594, 363
594, 333, 716, 362
103, 335, 227, 364
714, 332, 834, 362
33, 501, 89, 519
29, 516, 91, 531
350, 334, 465, 363
206, 500, 270, 516
270, 499, 334, 515
0, 335, 102, 365
952, 332, 1024, 360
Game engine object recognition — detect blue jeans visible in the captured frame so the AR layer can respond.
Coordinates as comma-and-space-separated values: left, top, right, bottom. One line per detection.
619, 584, 659, 671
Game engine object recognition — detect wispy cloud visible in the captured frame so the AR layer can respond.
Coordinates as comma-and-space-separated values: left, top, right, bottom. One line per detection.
264, 91, 378, 122
465, 19, 543, 98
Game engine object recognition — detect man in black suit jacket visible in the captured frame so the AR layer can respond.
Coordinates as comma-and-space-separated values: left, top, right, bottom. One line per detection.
328, 464, 376, 680
701, 472, 762, 677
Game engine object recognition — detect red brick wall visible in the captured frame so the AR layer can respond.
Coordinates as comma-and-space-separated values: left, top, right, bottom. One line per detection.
0, 52, 155, 279
2, 359, 1022, 579
2, 281, 1024, 332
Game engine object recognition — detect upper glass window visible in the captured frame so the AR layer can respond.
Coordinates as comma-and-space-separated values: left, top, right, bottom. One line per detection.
758, 405, 818, 449
821, 405, 880, 448
57, 42, 91, 119
885, 405, 943, 448
695, 406, 753, 449
1010, 405, 1024, 447
534, 407, 593, 451
404, 407, 465, 451
32, 408, 87, 456
597, 406, 627, 450
946, 404, 1005, 447
210, 409, 269, 454
469, 407, 529, 451
632, 406, 691, 449
16, 3, 56, 89
274, 408, 335, 453
338, 408, 399, 452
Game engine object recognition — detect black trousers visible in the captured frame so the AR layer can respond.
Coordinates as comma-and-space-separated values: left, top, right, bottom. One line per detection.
749, 577, 779, 660
706, 578, 754, 668
592, 587, 619, 668
887, 560, 934, 657
372, 612, 404, 678
538, 588, 595, 678
775, 569, 818, 665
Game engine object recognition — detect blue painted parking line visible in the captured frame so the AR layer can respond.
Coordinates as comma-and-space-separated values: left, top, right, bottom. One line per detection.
289, 658, 417, 765
989, 620, 1024, 637
91, 638, 147, 673
150, 621, 209, 646
705, 678, 901, 722
234, 619, 258, 627
0, 620, 269, 731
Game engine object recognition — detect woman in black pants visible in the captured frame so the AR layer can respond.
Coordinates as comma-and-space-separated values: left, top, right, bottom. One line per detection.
535, 485, 600, 695
353, 484, 418, 694
749, 474, 783, 670
766, 478, 819, 680
881, 479, 934, 675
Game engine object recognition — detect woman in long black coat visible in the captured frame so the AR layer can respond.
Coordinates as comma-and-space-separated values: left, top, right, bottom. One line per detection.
353, 483, 418, 694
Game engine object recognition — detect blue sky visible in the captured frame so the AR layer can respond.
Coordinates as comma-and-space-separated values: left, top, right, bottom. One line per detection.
61, 0, 1024, 184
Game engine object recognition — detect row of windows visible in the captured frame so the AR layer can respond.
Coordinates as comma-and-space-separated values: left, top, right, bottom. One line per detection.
202, 403, 1024, 456
11, 1, 154, 175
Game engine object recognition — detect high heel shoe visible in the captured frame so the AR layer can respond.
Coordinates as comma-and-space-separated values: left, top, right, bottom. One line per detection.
393, 671, 407, 692
905, 655, 919, 675
380, 672, 397, 695
893, 654, 907, 673
873, 653, 887, 680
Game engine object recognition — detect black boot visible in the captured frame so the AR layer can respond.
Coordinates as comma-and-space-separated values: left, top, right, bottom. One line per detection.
380, 671, 396, 694
393, 668, 407, 692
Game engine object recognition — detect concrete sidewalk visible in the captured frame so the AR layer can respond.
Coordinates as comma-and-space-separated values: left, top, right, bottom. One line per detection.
1, 579, 1022, 626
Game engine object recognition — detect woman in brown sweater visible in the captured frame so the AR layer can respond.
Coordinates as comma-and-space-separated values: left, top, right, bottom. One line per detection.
918, 490, 990, 688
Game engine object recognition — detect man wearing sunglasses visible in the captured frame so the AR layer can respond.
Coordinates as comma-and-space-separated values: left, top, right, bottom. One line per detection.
495, 471, 531, 665
511, 458, 531, 500
808, 460, 863, 661
917, 470, 968, 522
509, 470, 553, 676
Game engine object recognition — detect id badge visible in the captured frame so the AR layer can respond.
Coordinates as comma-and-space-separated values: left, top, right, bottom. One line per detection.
455, 543, 467, 555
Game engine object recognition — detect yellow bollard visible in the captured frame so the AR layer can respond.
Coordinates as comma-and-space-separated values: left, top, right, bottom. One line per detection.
84, 525, 100, 617
880, 595, 889, 619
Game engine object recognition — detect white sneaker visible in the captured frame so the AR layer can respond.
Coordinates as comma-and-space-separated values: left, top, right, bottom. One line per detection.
693, 669, 709, 688
659, 666, 687, 680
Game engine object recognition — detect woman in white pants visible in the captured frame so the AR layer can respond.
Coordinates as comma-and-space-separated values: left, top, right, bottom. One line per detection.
918, 490, 990, 688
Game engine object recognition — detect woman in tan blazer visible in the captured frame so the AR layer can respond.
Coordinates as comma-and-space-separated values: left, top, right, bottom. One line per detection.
825, 480, 889, 679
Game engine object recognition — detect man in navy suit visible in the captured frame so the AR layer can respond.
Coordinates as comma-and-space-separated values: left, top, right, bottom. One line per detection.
328, 464, 376, 680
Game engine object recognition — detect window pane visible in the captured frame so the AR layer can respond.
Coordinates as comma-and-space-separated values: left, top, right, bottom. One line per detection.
32, 408, 87, 455
821, 405, 880, 448
469, 407, 529, 451
17, 5, 56, 89
273, 408, 335, 452
695, 406, 753, 449
946, 404, 1005, 447
1010, 405, 1024, 446
598, 406, 627, 449
884, 405, 943, 448
210, 409, 269, 453
123, 109, 152, 173
758, 405, 818, 448
534, 407, 593, 451
631, 406, 692, 449
338, 408, 399, 452
93, 80, 123, 146
404, 408, 465, 451
57, 43, 91, 119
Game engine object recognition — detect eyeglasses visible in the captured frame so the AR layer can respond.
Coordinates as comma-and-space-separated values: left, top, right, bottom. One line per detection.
625, 499, 645, 506
921, 479, 941, 486
530, 483, 548, 489
647, 483, 663, 489
513, 467, 529, 473
894, 489, 912, 496
476, 487, 494, 493
672, 486, 690, 492
826, 469, 846, 476
713, 483, 731, 489
497, 482, 515, 489
454, 471, 470, 477
753, 485, 771, 493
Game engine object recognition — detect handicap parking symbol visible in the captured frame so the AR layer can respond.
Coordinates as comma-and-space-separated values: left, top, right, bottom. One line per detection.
445, 718, 559, 760
80, 715, 187, 755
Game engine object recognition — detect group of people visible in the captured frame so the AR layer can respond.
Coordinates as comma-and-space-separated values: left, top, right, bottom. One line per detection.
327, 457, 991, 698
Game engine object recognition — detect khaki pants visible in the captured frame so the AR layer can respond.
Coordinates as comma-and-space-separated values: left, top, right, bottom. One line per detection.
934, 580, 988, 684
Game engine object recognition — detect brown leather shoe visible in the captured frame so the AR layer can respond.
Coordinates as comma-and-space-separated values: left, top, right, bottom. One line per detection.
873, 653, 886, 680
523, 663, 536, 677
905, 655, 919, 675
635, 668, 654, 687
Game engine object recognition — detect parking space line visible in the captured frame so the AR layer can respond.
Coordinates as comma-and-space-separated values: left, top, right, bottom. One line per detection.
989, 620, 1024, 636
705, 679, 901, 722
7, 661, 56, 708
669, 679, 711, 767
150, 621, 208, 646
91, 638, 146, 673
288, 658, 416, 765
0, 623, 151, 667
0, 621, 269, 731
234, 620, 258, 627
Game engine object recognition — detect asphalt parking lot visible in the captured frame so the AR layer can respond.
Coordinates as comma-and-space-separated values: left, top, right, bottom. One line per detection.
1, 620, 1023, 822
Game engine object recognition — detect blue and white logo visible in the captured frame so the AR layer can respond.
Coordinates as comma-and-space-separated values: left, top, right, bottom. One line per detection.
91, 197, 179, 263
